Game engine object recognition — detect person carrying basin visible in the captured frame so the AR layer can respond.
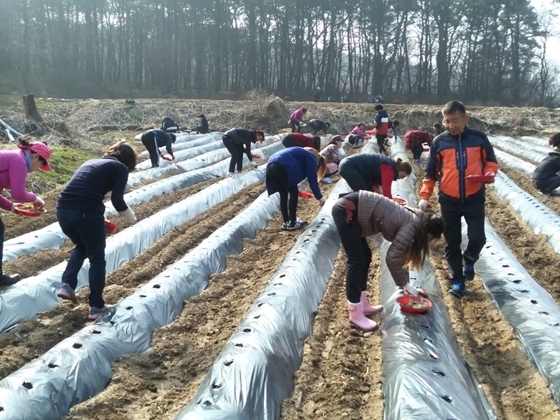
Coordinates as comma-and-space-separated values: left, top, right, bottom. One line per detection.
222, 128, 264, 177
56, 140, 138, 321
418, 100, 498, 298
339, 153, 412, 199
531, 132, 560, 198
140, 128, 176, 168
332, 191, 443, 331
0, 138, 51, 286
288, 107, 307, 133
266, 147, 326, 230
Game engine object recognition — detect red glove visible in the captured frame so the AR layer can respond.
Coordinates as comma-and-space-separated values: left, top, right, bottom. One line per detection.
161, 154, 174, 162
298, 191, 313, 198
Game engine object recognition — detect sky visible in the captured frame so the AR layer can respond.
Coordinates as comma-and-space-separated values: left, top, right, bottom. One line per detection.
531, 0, 560, 64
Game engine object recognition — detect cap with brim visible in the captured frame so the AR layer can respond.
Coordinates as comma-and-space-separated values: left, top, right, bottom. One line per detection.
29, 142, 52, 171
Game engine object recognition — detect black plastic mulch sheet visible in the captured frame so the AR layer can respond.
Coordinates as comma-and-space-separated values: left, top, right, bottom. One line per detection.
379, 140, 496, 420
471, 218, 560, 407
0, 192, 280, 420
174, 182, 349, 420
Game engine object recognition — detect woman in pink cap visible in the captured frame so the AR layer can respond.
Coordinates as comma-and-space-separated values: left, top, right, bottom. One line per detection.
0, 138, 51, 286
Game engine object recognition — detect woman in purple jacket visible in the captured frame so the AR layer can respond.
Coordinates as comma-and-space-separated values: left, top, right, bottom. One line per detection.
266, 147, 326, 230
0, 139, 51, 286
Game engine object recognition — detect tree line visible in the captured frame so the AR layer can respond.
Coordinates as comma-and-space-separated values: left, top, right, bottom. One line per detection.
1, 0, 559, 106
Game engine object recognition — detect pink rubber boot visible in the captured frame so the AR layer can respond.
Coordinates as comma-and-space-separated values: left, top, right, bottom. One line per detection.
361, 291, 383, 316
348, 302, 378, 331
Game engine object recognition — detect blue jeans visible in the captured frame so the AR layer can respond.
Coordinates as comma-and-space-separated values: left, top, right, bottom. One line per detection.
57, 208, 106, 308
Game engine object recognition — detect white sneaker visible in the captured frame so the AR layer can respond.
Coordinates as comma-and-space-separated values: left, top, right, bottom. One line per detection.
226, 172, 234, 177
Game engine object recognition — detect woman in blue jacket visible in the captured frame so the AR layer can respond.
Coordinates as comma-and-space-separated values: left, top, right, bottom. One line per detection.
56, 140, 138, 321
266, 147, 327, 230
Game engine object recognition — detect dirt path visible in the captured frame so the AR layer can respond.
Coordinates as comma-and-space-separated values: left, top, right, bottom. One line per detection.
65, 183, 334, 419
414, 162, 560, 419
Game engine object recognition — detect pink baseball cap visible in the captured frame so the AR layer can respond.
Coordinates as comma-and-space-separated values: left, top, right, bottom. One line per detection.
29, 142, 52, 171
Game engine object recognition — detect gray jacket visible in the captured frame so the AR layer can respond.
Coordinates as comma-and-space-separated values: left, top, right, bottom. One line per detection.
357, 190, 423, 286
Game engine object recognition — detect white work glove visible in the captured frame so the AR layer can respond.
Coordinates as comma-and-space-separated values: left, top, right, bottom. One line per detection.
33, 196, 45, 208
418, 199, 429, 211
319, 197, 326, 206
118, 207, 137, 224
249, 160, 258, 168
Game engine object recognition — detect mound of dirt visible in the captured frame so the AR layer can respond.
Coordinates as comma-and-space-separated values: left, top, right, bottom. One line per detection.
2, 97, 560, 150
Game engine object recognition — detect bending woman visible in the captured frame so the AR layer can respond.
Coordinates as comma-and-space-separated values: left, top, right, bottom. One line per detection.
339, 153, 412, 198
332, 191, 443, 331
222, 128, 264, 176
266, 147, 326, 230
319, 135, 344, 184
56, 141, 138, 321
0, 138, 52, 286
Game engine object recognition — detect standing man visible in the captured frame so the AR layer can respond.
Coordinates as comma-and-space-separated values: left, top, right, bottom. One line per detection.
418, 101, 498, 298
314, 87, 322, 102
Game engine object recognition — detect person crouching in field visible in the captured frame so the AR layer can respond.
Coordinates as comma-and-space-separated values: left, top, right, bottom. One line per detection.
347, 123, 370, 148
339, 153, 412, 199
0, 139, 51, 286
332, 191, 443, 331
161, 116, 180, 133
288, 107, 307, 133
197, 114, 209, 134
56, 141, 137, 321
140, 129, 176, 168
319, 135, 344, 184
308, 119, 330, 135
531, 132, 560, 197
266, 147, 326, 230
222, 128, 264, 176
405, 129, 432, 163
282, 132, 321, 151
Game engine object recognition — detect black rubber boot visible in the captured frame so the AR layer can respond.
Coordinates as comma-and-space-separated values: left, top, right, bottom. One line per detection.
0, 273, 22, 286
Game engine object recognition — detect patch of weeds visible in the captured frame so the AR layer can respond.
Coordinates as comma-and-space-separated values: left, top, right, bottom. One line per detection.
29, 146, 98, 188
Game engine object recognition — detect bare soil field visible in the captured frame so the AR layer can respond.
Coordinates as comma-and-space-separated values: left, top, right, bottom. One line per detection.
1, 98, 560, 419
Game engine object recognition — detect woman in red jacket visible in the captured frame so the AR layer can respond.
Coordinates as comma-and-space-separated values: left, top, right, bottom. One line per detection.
332, 191, 443, 330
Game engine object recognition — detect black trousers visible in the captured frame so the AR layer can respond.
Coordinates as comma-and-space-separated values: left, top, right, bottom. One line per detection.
377, 135, 387, 154
439, 194, 486, 283
222, 136, 244, 173
290, 119, 301, 133
141, 132, 160, 168
332, 193, 372, 303
533, 177, 560, 193
411, 146, 423, 159
266, 162, 299, 223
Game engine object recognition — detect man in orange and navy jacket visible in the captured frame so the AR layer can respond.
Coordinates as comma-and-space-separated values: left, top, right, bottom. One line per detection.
374, 104, 391, 155
418, 100, 498, 298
